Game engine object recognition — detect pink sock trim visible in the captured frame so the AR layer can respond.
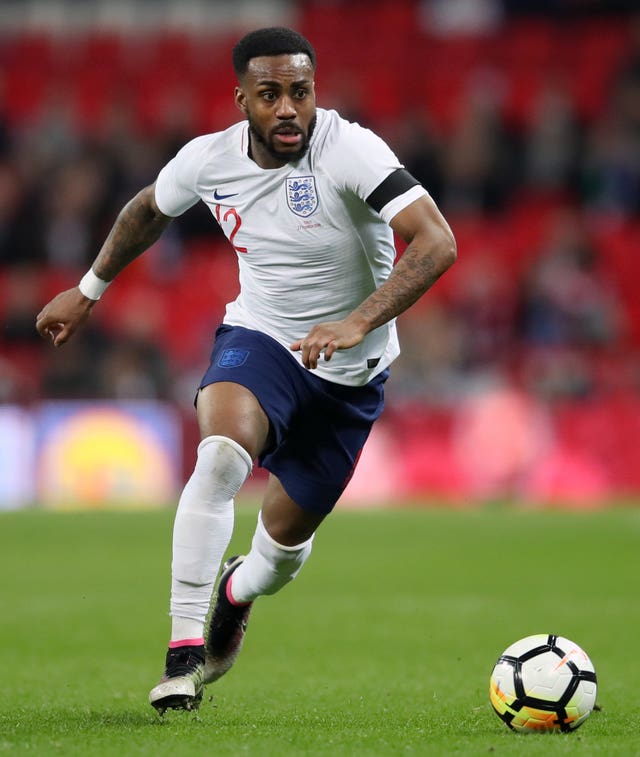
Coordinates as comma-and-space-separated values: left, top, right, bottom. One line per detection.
226, 574, 251, 607
169, 637, 204, 648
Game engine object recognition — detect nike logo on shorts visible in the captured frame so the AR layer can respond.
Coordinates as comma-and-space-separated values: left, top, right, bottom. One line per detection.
214, 189, 238, 200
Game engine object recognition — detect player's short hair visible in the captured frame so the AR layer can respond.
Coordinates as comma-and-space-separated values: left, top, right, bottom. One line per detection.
232, 27, 316, 78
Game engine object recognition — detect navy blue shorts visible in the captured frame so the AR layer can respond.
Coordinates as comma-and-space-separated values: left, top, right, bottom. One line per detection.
198, 325, 388, 514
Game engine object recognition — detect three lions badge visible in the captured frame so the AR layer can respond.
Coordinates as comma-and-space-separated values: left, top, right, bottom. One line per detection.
286, 176, 318, 217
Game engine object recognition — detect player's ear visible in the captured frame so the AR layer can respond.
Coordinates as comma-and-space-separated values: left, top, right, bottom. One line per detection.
235, 87, 247, 115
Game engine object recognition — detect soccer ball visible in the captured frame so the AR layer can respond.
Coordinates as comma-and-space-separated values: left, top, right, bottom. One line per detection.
489, 634, 597, 733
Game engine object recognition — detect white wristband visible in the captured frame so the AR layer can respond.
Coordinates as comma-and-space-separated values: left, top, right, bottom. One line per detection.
78, 269, 110, 300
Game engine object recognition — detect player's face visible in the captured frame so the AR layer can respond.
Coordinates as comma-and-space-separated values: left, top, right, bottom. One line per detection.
235, 54, 317, 169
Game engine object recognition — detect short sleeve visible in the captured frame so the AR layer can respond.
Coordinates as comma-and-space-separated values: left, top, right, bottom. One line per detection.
154, 136, 210, 217
379, 184, 429, 225
323, 120, 404, 201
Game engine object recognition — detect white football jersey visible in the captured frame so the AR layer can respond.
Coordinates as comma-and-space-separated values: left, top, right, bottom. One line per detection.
155, 108, 427, 386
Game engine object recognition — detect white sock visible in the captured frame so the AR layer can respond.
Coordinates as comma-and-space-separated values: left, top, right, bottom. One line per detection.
229, 511, 314, 604
169, 616, 204, 644
170, 435, 252, 641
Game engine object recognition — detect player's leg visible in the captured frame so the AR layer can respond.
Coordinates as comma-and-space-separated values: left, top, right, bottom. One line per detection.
170, 381, 269, 636
204, 474, 325, 684
149, 381, 269, 713
259, 473, 327, 545
231, 473, 324, 601
202, 367, 388, 686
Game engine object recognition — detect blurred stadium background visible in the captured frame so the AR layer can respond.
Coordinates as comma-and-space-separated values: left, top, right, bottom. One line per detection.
1, 0, 639, 511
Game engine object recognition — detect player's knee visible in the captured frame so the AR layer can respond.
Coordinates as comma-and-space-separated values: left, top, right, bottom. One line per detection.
194, 435, 253, 498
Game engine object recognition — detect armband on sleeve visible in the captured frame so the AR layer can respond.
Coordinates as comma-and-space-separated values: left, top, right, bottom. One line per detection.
366, 169, 421, 213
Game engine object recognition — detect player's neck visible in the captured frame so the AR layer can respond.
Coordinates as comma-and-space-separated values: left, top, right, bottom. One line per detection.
248, 137, 289, 170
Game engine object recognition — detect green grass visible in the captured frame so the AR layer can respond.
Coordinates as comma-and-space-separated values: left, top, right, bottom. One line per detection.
1, 504, 639, 756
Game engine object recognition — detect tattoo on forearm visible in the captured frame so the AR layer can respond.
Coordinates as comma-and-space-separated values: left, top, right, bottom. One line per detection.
355, 244, 446, 331
93, 192, 170, 280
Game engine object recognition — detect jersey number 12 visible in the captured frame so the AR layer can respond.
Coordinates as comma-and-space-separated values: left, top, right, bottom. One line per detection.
214, 204, 248, 254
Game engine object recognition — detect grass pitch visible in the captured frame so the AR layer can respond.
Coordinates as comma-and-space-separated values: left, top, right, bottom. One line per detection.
0, 504, 639, 756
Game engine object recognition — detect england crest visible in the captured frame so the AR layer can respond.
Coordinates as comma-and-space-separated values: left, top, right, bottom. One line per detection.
285, 176, 318, 217
217, 348, 249, 368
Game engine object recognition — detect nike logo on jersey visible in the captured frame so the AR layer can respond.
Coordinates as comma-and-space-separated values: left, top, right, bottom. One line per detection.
214, 189, 238, 200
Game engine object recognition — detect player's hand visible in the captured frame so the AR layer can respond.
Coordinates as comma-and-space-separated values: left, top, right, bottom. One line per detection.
290, 319, 367, 369
35, 287, 97, 347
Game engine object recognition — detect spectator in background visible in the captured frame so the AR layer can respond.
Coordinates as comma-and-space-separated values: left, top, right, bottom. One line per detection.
40, 324, 110, 399
100, 340, 171, 400
524, 75, 582, 196
20, 86, 80, 168
581, 16, 640, 216
100, 289, 172, 400
0, 162, 40, 265
0, 266, 44, 402
520, 210, 622, 347
518, 209, 624, 398
389, 303, 469, 404
449, 251, 519, 369
441, 79, 518, 213
44, 156, 111, 269
393, 114, 445, 207
1, 265, 44, 345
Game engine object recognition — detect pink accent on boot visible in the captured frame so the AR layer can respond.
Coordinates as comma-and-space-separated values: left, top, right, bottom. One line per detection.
226, 574, 251, 607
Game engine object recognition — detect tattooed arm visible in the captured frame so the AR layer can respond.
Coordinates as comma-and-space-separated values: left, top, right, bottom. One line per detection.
36, 184, 172, 346
291, 193, 457, 369
92, 184, 171, 281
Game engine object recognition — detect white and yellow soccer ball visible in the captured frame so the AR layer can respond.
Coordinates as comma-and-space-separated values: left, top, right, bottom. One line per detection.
489, 634, 597, 733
